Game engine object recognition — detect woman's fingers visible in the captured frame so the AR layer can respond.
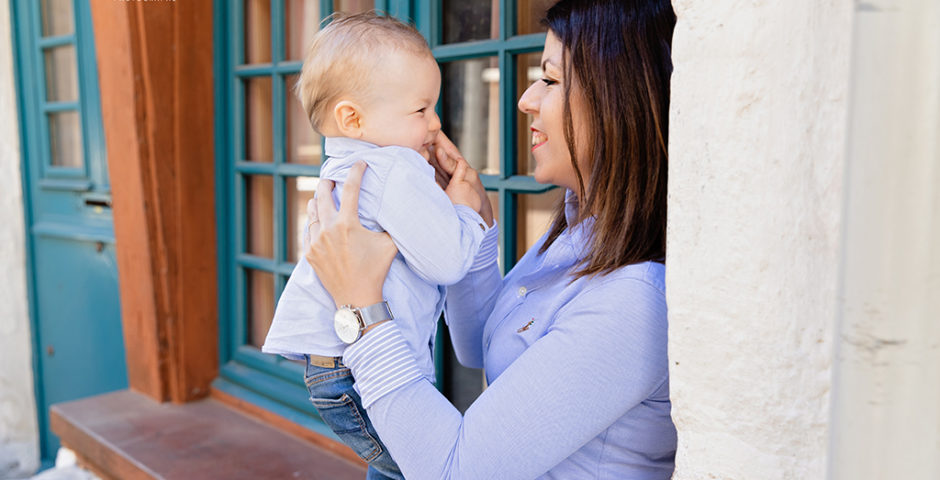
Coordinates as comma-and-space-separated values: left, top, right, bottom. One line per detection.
427, 149, 452, 189
339, 161, 367, 222
315, 179, 338, 225
432, 131, 462, 175
303, 198, 318, 251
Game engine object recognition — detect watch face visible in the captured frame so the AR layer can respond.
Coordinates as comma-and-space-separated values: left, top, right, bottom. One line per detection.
334, 308, 361, 344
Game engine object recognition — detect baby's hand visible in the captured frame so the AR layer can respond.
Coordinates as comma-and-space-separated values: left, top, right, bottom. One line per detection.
445, 159, 482, 212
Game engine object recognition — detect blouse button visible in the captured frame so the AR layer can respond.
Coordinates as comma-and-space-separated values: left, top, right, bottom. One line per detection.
517, 286, 527, 297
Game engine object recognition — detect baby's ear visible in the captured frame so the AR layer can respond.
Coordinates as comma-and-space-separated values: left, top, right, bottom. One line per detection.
333, 100, 363, 138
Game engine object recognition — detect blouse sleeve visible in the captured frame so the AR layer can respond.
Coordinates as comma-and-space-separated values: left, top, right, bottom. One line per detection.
343, 276, 669, 480
441, 223, 501, 369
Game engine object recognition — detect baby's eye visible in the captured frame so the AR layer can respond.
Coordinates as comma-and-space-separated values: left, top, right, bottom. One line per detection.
415, 107, 427, 114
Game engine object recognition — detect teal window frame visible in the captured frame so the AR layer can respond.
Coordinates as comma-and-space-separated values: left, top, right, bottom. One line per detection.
213, 0, 551, 431
13, 0, 108, 194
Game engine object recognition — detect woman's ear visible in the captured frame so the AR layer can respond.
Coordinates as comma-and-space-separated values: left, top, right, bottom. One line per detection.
333, 100, 363, 137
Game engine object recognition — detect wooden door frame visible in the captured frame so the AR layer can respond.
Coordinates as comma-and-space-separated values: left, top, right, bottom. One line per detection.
88, 0, 219, 404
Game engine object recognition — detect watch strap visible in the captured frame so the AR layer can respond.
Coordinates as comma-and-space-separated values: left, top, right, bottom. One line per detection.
357, 301, 393, 328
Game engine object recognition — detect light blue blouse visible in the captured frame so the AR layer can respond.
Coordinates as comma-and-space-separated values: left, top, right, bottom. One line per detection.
344, 191, 676, 479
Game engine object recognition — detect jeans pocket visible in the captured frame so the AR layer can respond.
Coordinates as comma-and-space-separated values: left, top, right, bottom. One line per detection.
311, 393, 384, 463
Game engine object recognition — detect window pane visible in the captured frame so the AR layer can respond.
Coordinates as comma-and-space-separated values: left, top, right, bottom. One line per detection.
246, 175, 274, 258
245, 0, 272, 64
245, 77, 273, 162
441, 57, 499, 175
440, 326, 484, 414
486, 190, 501, 270
287, 176, 319, 262
286, 74, 321, 165
48, 111, 83, 168
516, 0, 553, 36
442, 0, 498, 44
44, 45, 78, 102
333, 0, 373, 14
515, 188, 564, 261
247, 268, 275, 348
285, 0, 320, 61
516, 51, 542, 176
40, 0, 74, 37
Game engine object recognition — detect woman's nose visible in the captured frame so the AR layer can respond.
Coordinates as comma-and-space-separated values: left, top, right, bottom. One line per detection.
518, 82, 539, 115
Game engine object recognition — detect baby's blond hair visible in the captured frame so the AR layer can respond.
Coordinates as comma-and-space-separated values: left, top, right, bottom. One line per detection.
296, 11, 432, 134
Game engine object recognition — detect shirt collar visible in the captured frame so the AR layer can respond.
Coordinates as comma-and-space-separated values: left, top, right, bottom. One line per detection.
324, 137, 378, 158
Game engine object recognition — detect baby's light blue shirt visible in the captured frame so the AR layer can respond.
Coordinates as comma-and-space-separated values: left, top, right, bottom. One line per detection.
344, 190, 677, 479
262, 137, 486, 382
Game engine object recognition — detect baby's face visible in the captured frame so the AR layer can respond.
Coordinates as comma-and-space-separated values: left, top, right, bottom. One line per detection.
357, 51, 442, 158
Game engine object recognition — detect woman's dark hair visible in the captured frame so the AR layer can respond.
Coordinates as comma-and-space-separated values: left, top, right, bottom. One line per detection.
539, 0, 675, 278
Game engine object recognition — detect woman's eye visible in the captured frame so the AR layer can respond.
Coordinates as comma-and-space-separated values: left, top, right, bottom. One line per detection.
540, 78, 557, 86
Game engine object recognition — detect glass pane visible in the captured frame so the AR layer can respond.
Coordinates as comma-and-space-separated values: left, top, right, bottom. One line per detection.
486, 190, 501, 270
516, 51, 542, 176
440, 326, 484, 413
443, 0, 498, 44
285, 0, 320, 61
515, 188, 564, 261
286, 74, 322, 165
333, 0, 373, 14
516, 0, 553, 36
48, 111, 83, 168
41, 0, 74, 37
441, 57, 499, 175
245, 77, 273, 162
44, 45, 78, 102
247, 268, 275, 348
246, 175, 274, 257
486, 190, 499, 224
287, 176, 319, 262
245, 0, 272, 64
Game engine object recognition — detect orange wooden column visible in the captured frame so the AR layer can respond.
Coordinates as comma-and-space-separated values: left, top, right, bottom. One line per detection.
89, 0, 218, 403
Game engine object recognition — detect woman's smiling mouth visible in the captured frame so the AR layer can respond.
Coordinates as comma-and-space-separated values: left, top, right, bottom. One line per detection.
531, 128, 548, 151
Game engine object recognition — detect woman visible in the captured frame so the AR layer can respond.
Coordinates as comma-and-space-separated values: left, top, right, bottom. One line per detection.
306, 1, 677, 478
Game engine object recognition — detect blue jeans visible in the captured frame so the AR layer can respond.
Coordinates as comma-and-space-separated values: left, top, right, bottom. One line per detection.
304, 357, 404, 480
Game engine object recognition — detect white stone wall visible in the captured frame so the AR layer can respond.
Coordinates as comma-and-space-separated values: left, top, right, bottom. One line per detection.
667, 0, 853, 478
668, 0, 940, 479
829, 1, 940, 478
0, 0, 40, 477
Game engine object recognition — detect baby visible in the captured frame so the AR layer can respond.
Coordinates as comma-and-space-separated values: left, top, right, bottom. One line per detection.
262, 12, 486, 480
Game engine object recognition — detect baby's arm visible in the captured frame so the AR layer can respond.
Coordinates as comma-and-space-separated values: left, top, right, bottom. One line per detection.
376, 151, 487, 286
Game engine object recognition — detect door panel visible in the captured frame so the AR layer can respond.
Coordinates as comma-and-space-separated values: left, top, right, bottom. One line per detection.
12, 0, 126, 462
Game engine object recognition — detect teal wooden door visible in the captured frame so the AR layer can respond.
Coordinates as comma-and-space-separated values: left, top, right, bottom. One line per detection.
11, 0, 128, 463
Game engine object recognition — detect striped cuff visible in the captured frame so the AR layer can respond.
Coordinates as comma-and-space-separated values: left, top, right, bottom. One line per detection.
343, 322, 424, 409
470, 221, 499, 272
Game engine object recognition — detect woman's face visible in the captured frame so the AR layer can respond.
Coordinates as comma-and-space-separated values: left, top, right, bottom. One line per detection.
518, 31, 589, 192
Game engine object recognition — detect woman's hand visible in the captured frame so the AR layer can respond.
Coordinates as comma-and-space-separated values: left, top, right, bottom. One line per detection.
427, 130, 463, 189
304, 161, 398, 308
428, 131, 495, 227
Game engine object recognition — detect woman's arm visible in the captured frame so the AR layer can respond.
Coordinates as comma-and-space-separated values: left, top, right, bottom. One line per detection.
343, 277, 670, 480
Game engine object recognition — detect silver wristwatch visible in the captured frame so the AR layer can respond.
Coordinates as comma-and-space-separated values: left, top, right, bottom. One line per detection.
333, 301, 394, 344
